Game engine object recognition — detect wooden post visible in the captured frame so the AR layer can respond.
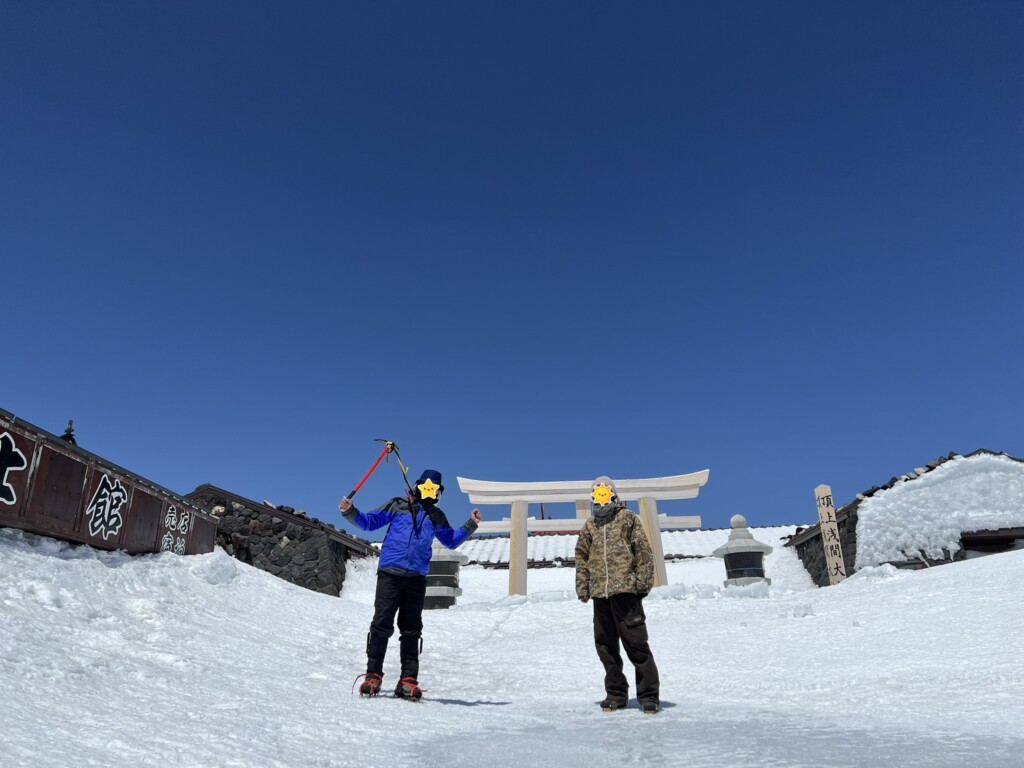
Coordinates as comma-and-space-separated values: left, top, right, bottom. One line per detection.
638, 497, 668, 588
814, 484, 847, 585
575, 499, 589, 519
508, 500, 528, 596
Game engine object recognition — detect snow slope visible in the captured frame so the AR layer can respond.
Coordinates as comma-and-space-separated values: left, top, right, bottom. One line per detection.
0, 527, 1021, 768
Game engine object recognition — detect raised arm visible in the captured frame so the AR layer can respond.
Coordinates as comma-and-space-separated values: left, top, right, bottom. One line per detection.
433, 509, 482, 548
338, 497, 395, 532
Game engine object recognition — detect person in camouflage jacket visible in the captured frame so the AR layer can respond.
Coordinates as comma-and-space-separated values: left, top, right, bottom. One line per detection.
575, 475, 661, 714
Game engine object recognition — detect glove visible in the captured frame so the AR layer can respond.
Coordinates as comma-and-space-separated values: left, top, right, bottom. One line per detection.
637, 591, 649, 600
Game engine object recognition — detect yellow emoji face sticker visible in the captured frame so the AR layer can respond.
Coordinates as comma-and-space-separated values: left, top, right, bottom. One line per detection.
591, 483, 614, 505
417, 478, 441, 500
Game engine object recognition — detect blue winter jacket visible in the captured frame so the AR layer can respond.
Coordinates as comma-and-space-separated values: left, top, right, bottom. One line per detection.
344, 497, 477, 576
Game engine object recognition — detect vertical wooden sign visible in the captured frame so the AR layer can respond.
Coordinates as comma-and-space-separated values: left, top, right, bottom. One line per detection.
814, 484, 847, 585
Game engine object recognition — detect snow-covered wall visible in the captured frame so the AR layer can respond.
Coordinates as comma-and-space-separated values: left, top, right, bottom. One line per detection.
855, 454, 1024, 568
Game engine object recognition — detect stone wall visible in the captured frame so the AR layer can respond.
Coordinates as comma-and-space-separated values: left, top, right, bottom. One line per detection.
188, 484, 377, 597
211, 500, 351, 596
792, 507, 980, 584
792, 509, 859, 587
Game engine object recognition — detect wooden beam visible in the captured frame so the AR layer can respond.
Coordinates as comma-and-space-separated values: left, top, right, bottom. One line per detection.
457, 470, 710, 504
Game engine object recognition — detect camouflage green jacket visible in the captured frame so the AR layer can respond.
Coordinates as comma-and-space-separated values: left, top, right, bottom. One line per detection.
575, 503, 655, 601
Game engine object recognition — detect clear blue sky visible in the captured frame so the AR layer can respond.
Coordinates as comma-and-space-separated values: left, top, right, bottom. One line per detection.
2, 2, 1021, 539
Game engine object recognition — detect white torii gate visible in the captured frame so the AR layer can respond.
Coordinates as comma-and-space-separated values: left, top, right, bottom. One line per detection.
457, 471, 710, 596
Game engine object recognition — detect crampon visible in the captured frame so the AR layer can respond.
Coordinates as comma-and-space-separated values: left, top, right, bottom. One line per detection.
394, 676, 424, 701
352, 672, 383, 697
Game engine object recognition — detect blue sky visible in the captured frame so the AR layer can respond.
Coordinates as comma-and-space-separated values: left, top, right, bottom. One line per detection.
2, 2, 1021, 538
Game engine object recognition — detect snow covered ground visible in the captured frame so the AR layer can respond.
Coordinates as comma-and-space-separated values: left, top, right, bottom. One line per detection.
1, 526, 1021, 768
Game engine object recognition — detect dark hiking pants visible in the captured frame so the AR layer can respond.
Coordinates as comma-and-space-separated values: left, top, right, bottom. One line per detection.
592, 593, 660, 705
366, 571, 427, 679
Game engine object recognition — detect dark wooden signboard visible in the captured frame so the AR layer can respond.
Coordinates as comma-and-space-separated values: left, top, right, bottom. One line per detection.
0, 407, 216, 555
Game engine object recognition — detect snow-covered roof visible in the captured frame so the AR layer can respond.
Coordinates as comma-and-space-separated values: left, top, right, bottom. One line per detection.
786, 450, 1024, 569
458, 525, 798, 565
854, 452, 1024, 568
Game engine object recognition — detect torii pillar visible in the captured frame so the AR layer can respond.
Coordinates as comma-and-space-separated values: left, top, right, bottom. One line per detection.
458, 471, 709, 596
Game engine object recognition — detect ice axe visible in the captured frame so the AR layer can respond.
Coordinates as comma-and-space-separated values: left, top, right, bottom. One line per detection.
345, 439, 397, 500
384, 440, 417, 501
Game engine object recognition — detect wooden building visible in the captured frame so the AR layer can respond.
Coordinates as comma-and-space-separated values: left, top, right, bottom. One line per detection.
0, 407, 217, 555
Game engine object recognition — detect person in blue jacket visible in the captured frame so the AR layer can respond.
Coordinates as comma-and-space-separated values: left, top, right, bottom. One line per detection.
339, 469, 482, 700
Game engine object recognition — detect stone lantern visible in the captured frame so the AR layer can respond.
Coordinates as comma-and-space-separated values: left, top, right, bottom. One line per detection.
425, 542, 469, 609
712, 514, 773, 587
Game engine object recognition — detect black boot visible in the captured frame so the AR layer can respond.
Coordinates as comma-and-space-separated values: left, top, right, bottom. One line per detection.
366, 631, 388, 678
395, 633, 423, 700
398, 633, 421, 680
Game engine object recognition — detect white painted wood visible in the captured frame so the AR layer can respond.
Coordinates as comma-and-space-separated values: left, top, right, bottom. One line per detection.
638, 497, 668, 588
456, 470, 710, 504
508, 501, 528, 596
